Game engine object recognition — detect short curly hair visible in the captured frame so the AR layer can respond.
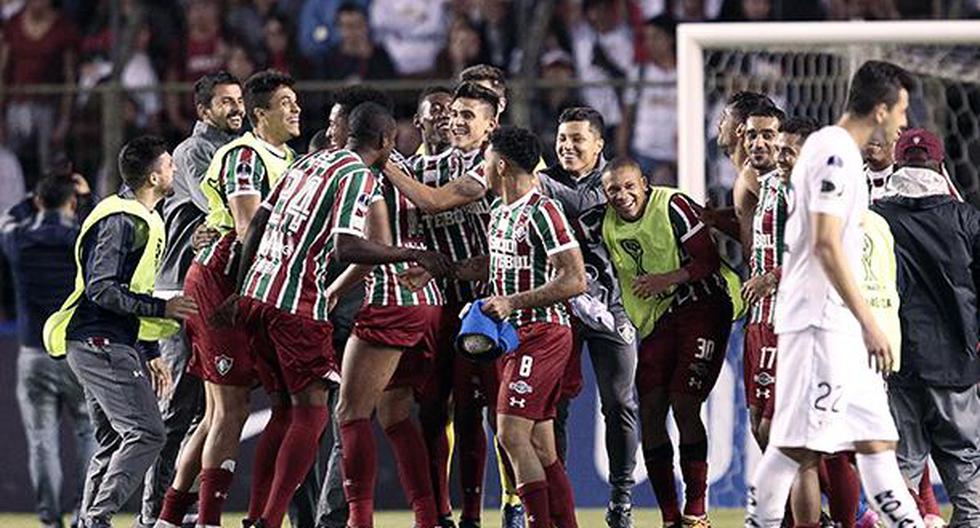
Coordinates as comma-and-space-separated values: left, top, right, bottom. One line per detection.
334, 85, 394, 114
244, 69, 294, 127
489, 126, 540, 174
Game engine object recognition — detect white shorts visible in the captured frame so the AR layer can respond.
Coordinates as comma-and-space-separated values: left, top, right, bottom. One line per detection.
770, 327, 899, 453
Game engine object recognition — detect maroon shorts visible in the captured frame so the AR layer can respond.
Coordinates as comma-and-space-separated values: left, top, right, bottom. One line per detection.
454, 348, 503, 411
184, 259, 260, 387
743, 322, 778, 419
353, 304, 443, 392
636, 295, 733, 401
416, 303, 464, 405
497, 322, 572, 421
239, 297, 338, 394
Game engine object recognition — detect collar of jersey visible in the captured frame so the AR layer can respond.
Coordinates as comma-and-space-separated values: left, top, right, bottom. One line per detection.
502, 188, 538, 212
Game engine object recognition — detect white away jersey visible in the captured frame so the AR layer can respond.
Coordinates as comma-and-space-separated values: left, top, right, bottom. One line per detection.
774, 126, 867, 336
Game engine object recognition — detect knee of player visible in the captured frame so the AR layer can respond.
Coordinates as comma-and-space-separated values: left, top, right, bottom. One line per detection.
496, 424, 530, 454
213, 404, 251, 428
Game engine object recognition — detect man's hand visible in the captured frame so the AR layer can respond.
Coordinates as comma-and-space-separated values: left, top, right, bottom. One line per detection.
742, 272, 777, 305
862, 320, 894, 375
701, 205, 722, 229
324, 287, 340, 315
165, 295, 199, 320
147, 357, 173, 399
398, 266, 433, 291
209, 294, 240, 328
414, 250, 454, 279
191, 224, 221, 253
481, 296, 514, 321
632, 273, 675, 299
71, 173, 91, 196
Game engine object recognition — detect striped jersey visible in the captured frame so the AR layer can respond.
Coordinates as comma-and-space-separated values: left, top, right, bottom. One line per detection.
749, 171, 787, 325
195, 142, 292, 270
408, 146, 493, 304
242, 149, 377, 321
487, 190, 579, 327
366, 151, 443, 307
662, 194, 729, 310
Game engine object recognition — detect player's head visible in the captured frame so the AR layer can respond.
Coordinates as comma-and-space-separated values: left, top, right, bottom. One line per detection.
717, 91, 776, 155
193, 71, 244, 133
776, 116, 818, 179
118, 135, 174, 196
601, 157, 648, 221
414, 86, 453, 153
450, 82, 499, 152
893, 128, 944, 173
484, 126, 540, 193
328, 85, 394, 152
347, 102, 397, 166
845, 60, 914, 148
742, 104, 784, 173
459, 64, 507, 115
34, 171, 77, 214
863, 138, 895, 172
244, 69, 300, 142
308, 129, 330, 153
556, 106, 605, 176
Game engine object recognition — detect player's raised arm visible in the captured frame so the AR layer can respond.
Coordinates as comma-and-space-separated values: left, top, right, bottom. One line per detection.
382, 157, 486, 214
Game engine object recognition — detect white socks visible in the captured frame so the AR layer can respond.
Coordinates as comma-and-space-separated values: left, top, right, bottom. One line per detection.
745, 449, 801, 527
856, 451, 925, 528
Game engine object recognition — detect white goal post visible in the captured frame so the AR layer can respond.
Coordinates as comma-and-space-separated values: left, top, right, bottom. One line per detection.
677, 20, 980, 203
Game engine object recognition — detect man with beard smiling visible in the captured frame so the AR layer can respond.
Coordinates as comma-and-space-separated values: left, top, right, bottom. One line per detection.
138, 70, 244, 528
155, 70, 300, 528
537, 107, 640, 528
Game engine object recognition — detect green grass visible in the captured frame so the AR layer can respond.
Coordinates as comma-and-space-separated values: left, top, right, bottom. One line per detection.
0, 508, 748, 527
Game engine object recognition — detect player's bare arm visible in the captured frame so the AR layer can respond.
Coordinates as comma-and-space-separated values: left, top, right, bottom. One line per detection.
733, 164, 761, 251
482, 247, 587, 321
741, 269, 779, 306
325, 199, 391, 308
335, 231, 452, 279
813, 212, 893, 373
383, 159, 486, 214
228, 193, 262, 239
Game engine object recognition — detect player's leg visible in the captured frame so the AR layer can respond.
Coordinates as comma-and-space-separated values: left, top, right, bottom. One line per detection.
791, 460, 824, 527
530, 419, 578, 528
196, 383, 252, 527
418, 312, 459, 523
337, 335, 404, 528
854, 441, 924, 528
453, 355, 492, 526
156, 383, 213, 527
497, 414, 550, 528
378, 386, 440, 527
822, 453, 861, 527
246, 394, 290, 523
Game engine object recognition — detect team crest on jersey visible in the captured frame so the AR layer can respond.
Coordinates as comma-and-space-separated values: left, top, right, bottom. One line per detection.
215, 355, 234, 376
511, 218, 529, 242
509, 380, 534, 395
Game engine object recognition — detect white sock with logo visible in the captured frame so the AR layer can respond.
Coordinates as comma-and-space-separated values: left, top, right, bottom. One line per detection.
745, 448, 800, 527
856, 451, 925, 527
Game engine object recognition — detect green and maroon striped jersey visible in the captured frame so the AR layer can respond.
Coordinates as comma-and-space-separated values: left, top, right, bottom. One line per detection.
242, 149, 377, 321
487, 189, 579, 327
750, 171, 787, 325
408, 146, 493, 304
366, 151, 443, 307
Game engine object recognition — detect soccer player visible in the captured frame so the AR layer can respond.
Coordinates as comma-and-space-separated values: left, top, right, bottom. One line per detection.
379, 82, 510, 527
156, 70, 300, 528
745, 60, 924, 528
537, 106, 640, 527
460, 63, 508, 117
141, 70, 243, 527
43, 136, 198, 528
433, 126, 586, 528
601, 158, 734, 528
741, 103, 784, 451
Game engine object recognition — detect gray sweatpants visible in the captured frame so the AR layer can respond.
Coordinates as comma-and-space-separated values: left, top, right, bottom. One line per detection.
555, 322, 640, 505
889, 381, 980, 527
66, 339, 166, 523
140, 328, 204, 523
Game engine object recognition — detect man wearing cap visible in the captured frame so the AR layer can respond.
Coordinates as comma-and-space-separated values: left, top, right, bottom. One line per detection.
871, 128, 980, 527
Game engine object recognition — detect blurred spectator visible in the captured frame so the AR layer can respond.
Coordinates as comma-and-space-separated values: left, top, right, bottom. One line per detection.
636, 0, 722, 20
434, 17, 491, 79
370, 0, 450, 76
226, 41, 259, 83
622, 14, 677, 185
0, 125, 25, 214
531, 49, 584, 166
719, 0, 773, 20
1, 169, 96, 528
320, 2, 395, 81
225, 0, 280, 54
474, 0, 515, 70
822, 0, 900, 19
297, 0, 369, 61
0, 0, 80, 182
166, 0, 227, 134
262, 13, 309, 77
1, 0, 24, 20
569, 0, 635, 145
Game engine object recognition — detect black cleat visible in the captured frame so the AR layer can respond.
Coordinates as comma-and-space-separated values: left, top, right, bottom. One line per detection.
501, 504, 526, 528
606, 503, 634, 528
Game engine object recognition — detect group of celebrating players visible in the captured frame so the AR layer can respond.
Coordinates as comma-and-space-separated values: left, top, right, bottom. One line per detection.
46, 56, 942, 528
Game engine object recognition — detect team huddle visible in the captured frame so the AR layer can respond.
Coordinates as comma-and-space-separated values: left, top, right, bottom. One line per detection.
41, 59, 951, 528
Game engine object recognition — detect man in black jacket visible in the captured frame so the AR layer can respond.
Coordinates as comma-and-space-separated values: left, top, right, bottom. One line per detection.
872, 128, 980, 527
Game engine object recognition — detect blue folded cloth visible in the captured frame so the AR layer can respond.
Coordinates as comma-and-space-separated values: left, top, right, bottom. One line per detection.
456, 299, 520, 360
